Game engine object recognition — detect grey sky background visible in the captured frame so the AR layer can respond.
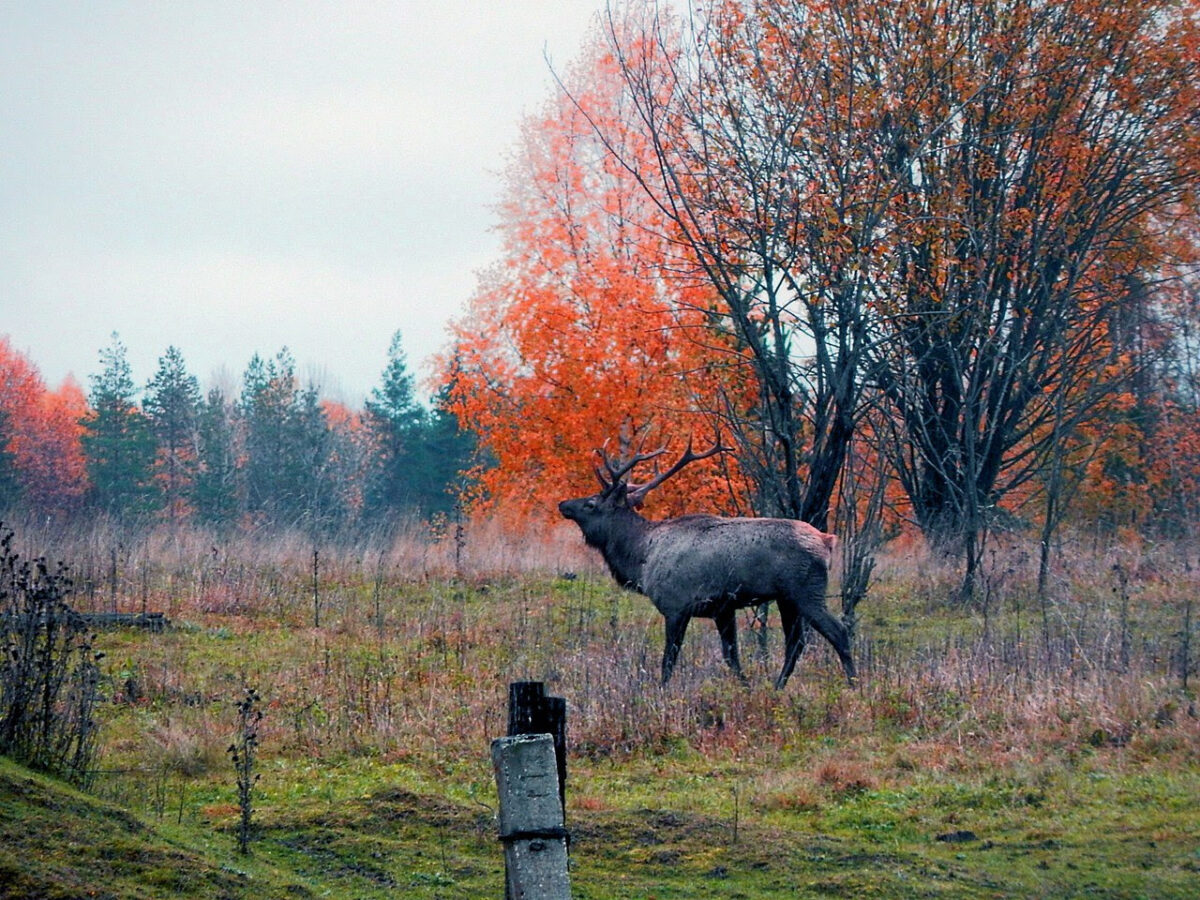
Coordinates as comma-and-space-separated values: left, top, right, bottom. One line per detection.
1, 1, 601, 405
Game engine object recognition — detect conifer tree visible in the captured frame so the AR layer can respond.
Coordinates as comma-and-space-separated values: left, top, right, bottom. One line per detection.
363, 331, 428, 520
144, 346, 201, 524
80, 333, 159, 521
192, 387, 240, 530
294, 383, 336, 534
239, 349, 337, 531
418, 389, 475, 518
240, 350, 301, 527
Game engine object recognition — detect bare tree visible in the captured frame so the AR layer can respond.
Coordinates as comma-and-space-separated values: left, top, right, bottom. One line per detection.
587, 2, 916, 528
862, 0, 1198, 595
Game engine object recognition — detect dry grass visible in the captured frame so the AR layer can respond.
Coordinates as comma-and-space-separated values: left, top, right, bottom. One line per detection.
8, 516, 1196, 803
4, 516, 1198, 897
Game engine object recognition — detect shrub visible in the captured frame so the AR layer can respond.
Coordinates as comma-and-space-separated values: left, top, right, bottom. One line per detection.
0, 524, 101, 786
228, 686, 263, 854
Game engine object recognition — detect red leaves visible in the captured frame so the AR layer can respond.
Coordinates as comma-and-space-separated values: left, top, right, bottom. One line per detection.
0, 337, 87, 512
437, 34, 746, 520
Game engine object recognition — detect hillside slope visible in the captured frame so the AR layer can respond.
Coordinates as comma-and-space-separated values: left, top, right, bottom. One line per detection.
0, 757, 312, 900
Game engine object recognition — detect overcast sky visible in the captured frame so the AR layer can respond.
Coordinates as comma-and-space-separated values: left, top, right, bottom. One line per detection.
0, 1, 602, 405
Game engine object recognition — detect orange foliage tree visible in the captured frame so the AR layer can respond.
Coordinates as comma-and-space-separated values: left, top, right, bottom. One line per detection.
320, 398, 369, 522
1070, 260, 1200, 539
440, 31, 751, 519
0, 336, 88, 514
1144, 266, 1200, 534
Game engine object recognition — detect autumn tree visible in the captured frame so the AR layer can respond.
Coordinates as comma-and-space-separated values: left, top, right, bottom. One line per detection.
80, 334, 159, 521
858, 0, 1199, 591
593, 1, 911, 529
35, 380, 89, 515
0, 338, 87, 516
442, 31, 747, 518
1154, 271, 1200, 533
0, 338, 44, 511
1114, 261, 1200, 538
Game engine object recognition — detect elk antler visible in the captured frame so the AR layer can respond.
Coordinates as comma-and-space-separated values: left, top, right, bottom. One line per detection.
592, 439, 668, 495
625, 437, 730, 506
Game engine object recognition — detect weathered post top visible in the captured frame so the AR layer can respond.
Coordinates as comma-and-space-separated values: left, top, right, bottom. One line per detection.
492, 734, 565, 835
507, 680, 567, 818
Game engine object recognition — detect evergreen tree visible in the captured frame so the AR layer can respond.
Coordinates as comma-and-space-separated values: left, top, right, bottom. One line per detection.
364, 332, 472, 521
417, 396, 475, 518
240, 350, 299, 526
192, 387, 240, 530
363, 331, 428, 519
239, 349, 337, 531
144, 346, 201, 524
80, 333, 159, 521
294, 383, 336, 534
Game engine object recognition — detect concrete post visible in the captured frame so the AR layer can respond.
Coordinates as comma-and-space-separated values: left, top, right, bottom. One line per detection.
491, 733, 570, 899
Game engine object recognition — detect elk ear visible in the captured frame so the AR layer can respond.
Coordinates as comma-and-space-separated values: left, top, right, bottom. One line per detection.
608, 482, 636, 508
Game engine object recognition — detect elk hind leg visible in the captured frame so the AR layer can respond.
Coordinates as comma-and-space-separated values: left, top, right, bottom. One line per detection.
713, 609, 746, 682
661, 614, 691, 684
775, 602, 809, 689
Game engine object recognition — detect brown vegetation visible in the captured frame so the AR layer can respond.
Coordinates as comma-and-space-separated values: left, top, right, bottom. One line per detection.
13, 520, 1189, 784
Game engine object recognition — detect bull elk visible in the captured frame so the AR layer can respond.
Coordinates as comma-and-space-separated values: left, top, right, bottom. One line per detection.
558, 440, 856, 689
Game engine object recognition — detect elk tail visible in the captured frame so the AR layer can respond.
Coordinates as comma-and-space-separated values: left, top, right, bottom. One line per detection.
821, 533, 838, 562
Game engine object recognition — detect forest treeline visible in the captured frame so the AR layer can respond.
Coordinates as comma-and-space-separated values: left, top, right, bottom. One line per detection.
0, 331, 473, 536
3, 0, 1200, 584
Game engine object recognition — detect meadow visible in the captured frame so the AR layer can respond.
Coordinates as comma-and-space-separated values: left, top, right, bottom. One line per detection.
3, 519, 1198, 898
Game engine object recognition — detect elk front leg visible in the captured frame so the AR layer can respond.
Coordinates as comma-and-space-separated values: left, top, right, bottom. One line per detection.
713, 609, 746, 682
661, 614, 691, 684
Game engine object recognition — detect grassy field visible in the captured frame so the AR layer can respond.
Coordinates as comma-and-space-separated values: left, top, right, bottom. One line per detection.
2, 521, 1198, 897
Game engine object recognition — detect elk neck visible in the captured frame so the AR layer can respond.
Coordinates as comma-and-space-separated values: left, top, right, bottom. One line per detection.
591, 505, 653, 590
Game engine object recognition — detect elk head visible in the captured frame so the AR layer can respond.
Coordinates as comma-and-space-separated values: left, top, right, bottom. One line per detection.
558, 438, 728, 543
